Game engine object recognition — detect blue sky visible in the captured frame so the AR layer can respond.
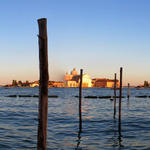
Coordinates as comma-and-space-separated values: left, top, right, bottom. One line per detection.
0, 0, 150, 85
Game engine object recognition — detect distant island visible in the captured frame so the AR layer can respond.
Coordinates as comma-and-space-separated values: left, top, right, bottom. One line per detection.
3, 68, 149, 88
4, 68, 120, 88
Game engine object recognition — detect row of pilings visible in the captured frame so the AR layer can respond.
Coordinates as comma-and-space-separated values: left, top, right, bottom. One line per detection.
37, 18, 130, 149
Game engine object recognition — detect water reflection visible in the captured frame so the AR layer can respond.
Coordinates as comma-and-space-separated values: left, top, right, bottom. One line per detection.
127, 98, 130, 109
75, 115, 82, 150
112, 119, 118, 148
118, 121, 124, 149
75, 96, 82, 150
75, 128, 82, 150
112, 119, 124, 149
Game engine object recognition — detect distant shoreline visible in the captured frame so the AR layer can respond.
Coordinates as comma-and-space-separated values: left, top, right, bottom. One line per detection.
1, 86, 139, 88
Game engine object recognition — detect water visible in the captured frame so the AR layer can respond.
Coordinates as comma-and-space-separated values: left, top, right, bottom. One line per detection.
0, 87, 150, 149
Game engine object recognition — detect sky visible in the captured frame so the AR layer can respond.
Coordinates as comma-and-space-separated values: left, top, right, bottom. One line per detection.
0, 0, 150, 86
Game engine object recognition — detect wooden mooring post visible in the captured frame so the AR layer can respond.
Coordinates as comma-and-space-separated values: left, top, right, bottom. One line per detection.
119, 67, 123, 124
113, 73, 117, 119
37, 18, 49, 150
127, 83, 130, 99
79, 69, 83, 132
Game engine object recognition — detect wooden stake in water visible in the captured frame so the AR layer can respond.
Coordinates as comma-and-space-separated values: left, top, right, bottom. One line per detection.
128, 83, 130, 99
119, 67, 123, 123
37, 18, 49, 150
79, 69, 83, 132
113, 73, 117, 119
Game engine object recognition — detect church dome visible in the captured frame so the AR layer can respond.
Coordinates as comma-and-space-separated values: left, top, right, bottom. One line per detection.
71, 68, 78, 76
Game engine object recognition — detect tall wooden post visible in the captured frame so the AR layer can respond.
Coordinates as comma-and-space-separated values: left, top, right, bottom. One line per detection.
113, 73, 117, 119
127, 83, 130, 99
79, 69, 83, 132
37, 18, 49, 150
119, 67, 123, 123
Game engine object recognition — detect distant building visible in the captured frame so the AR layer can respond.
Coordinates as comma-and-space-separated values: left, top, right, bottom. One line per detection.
48, 81, 65, 88
64, 68, 78, 81
65, 80, 78, 87
48, 81, 54, 87
64, 68, 92, 88
92, 78, 119, 88
52, 81, 65, 87
64, 72, 73, 81
30, 81, 39, 87
82, 74, 92, 87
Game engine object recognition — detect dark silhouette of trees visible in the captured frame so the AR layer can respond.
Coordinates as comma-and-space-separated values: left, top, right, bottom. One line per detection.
144, 81, 149, 88
12, 80, 18, 86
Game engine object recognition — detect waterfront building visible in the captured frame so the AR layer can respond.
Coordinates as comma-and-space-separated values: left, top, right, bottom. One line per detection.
30, 81, 39, 87
64, 68, 78, 81
52, 81, 65, 87
92, 78, 119, 88
82, 74, 92, 87
64, 72, 73, 81
64, 68, 92, 88
65, 80, 78, 87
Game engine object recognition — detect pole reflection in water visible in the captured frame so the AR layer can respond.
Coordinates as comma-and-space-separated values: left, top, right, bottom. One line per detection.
75, 125, 82, 150
112, 119, 118, 147
75, 98, 82, 150
112, 119, 124, 149
127, 98, 130, 110
118, 121, 124, 149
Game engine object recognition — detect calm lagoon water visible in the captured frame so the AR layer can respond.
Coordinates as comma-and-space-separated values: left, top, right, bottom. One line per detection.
0, 87, 150, 149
